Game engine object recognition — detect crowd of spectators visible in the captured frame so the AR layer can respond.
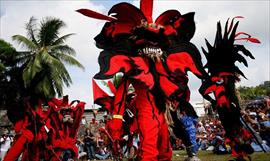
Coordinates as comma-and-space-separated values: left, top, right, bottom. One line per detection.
241, 97, 270, 152
76, 116, 140, 161
171, 97, 270, 155
76, 117, 111, 160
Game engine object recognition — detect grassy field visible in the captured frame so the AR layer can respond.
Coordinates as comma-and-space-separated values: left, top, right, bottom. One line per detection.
172, 150, 270, 161
100, 151, 269, 161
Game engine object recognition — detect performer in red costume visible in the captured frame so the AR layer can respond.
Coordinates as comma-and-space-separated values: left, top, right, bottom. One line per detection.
4, 96, 85, 161
78, 0, 207, 160
200, 17, 261, 161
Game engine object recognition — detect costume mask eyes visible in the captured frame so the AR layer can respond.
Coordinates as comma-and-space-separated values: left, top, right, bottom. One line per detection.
216, 79, 224, 85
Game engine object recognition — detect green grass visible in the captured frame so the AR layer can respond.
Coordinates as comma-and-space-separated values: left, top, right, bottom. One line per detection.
104, 151, 269, 161
172, 150, 270, 161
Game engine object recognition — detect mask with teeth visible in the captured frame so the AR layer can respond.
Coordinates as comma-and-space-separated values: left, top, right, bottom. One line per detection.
131, 21, 170, 62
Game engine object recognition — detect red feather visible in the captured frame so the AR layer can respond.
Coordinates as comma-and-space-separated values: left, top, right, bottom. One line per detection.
109, 3, 145, 25
235, 32, 251, 38
76, 9, 116, 21
204, 84, 217, 95
104, 55, 132, 76
140, 0, 153, 23
166, 52, 202, 76
233, 16, 244, 19
159, 75, 179, 97
132, 57, 154, 89
155, 10, 181, 25
228, 16, 244, 34
105, 3, 146, 37
235, 37, 261, 43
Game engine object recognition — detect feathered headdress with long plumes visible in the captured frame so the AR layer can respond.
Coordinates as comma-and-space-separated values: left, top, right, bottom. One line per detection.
202, 17, 260, 79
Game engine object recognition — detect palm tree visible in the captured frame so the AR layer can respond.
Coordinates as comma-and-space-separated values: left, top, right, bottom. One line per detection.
12, 16, 84, 100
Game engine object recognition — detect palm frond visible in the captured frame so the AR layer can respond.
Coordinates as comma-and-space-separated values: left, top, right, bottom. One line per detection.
26, 16, 39, 45
52, 33, 75, 46
54, 52, 84, 70
12, 35, 38, 50
52, 76, 64, 96
40, 51, 73, 86
35, 75, 56, 98
22, 52, 43, 86
49, 45, 76, 56
15, 52, 32, 66
38, 17, 66, 46
48, 66, 66, 96
22, 59, 34, 86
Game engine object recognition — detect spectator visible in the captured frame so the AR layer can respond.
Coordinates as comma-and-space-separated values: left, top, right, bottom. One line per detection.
76, 137, 87, 160
179, 111, 198, 155
81, 116, 87, 125
95, 143, 110, 160
84, 128, 96, 160
197, 122, 206, 134
0, 130, 13, 160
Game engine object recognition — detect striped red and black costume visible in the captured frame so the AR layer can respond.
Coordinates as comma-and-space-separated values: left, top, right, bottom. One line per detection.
78, 0, 207, 160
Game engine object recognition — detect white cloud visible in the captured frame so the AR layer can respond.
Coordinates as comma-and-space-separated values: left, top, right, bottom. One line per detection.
1, 0, 269, 108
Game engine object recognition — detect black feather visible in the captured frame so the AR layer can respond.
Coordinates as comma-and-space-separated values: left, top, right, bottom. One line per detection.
234, 53, 248, 67
202, 19, 255, 79
224, 18, 229, 39
205, 39, 213, 51
201, 47, 209, 58
214, 22, 222, 47
235, 45, 255, 59
229, 21, 239, 43
234, 66, 247, 79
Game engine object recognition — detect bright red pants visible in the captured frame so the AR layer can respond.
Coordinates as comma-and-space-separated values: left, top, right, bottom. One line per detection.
135, 86, 172, 161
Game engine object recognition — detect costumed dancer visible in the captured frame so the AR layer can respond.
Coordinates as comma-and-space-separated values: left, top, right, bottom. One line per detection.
200, 17, 261, 161
4, 96, 85, 161
78, 0, 208, 160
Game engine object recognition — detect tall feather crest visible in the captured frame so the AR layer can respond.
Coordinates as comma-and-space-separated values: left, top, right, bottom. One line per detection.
202, 17, 259, 79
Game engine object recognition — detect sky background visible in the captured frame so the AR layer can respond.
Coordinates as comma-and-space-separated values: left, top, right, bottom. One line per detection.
0, 0, 269, 109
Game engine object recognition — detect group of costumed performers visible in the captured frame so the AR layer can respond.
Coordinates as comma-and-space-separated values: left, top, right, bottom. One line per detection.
78, 0, 261, 161
4, 96, 85, 161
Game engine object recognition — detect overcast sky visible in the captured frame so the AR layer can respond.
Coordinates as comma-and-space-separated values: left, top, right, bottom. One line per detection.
0, 0, 269, 109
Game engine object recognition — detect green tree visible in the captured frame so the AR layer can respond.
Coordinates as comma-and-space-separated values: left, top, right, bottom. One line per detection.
12, 17, 84, 100
238, 81, 270, 100
0, 39, 24, 109
259, 81, 270, 96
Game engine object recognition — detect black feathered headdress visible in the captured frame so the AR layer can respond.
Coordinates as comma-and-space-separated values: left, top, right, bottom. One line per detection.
202, 16, 260, 79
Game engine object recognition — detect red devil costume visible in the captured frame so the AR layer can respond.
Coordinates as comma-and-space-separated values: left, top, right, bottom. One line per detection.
78, 0, 207, 160
4, 96, 85, 161
200, 17, 261, 161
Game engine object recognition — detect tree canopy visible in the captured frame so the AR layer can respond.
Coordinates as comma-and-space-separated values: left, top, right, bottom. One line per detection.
238, 81, 270, 100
